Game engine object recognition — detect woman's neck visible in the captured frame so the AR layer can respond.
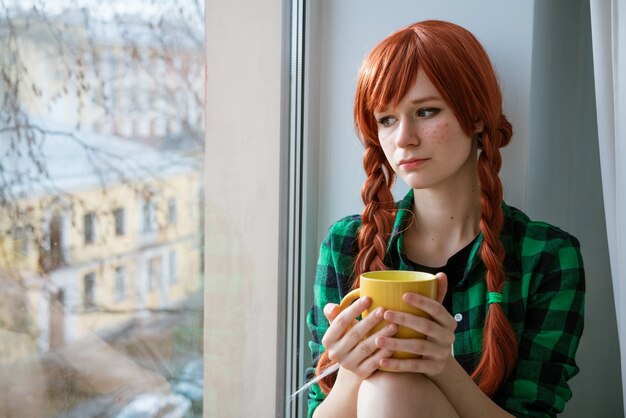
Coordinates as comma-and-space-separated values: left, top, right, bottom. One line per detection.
404, 171, 482, 267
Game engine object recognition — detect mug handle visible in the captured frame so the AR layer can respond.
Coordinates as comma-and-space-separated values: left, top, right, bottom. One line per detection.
339, 288, 361, 310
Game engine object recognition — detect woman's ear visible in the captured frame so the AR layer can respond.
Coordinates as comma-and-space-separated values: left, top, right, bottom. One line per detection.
473, 119, 484, 134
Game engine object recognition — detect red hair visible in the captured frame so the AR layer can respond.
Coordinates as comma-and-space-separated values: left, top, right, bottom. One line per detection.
316, 20, 517, 397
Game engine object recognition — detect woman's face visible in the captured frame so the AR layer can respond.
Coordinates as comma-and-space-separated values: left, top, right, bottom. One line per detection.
373, 69, 481, 192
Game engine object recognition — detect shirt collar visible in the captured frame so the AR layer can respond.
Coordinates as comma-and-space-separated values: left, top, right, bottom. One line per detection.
387, 189, 416, 258
386, 189, 521, 284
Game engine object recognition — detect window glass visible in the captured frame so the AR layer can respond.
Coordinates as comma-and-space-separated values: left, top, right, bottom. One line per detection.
115, 266, 127, 301
83, 272, 96, 310
142, 197, 157, 233
114, 207, 126, 236
168, 197, 177, 225
169, 250, 178, 284
0, 1, 205, 417
12, 225, 30, 257
84, 212, 96, 244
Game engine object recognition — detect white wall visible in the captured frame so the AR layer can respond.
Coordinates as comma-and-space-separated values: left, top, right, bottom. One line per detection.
304, 0, 622, 416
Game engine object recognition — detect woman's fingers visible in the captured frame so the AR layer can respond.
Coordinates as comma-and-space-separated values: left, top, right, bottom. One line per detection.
323, 303, 341, 322
435, 272, 448, 304
322, 297, 385, 352
399, 292, 458, 331
339, 322, 397, 369
378, 356, 448, 376
375, 335, 450, 361
324, 303, 387, 362
321, 297, 370, 346
383, 310, 455, 345
353, 348, 393, 377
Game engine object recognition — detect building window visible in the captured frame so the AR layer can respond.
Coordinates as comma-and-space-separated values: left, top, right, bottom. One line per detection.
148, 256, 161, 292
13, 226, 30, 256
115, 266, 126, 301
169, 250, 177, 284
167, 198, 177, 225
84, 212, 96, 244
142, 198, 156, 232
114, 207, 125, 236
83, 272, 96, 310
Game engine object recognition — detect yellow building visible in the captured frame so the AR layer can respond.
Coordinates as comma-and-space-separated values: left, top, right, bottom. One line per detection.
0, 132, 203, 353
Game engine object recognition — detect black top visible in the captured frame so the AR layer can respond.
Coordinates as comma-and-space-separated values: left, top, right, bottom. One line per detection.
404, 236, 477, 310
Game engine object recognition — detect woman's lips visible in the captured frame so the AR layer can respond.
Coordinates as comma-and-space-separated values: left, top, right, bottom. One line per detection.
399, 158, 429, 169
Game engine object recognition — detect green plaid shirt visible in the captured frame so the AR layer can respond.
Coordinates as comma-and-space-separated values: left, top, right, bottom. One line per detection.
306, 189, 585, 418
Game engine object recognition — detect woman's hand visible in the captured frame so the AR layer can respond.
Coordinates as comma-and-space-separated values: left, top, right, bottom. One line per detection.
321, 297, 398, 379
375, 272, 457, 376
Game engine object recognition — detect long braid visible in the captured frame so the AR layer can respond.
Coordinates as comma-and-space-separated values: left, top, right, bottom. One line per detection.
354, 146, 396, 281
470, 116, 518, 396
314, 144, 395, 394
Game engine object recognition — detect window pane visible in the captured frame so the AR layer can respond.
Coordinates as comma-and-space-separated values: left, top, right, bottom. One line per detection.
83, 272, 96, 309
114, 207, 125, 236
0, 1, 205, 417
84, 212, 96, 244
115, 266, 127, 301
169, 250, 178, 284
168, 198, 177, 225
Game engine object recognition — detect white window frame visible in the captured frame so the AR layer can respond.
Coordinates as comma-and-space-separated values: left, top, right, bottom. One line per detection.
279, 1, 321, 417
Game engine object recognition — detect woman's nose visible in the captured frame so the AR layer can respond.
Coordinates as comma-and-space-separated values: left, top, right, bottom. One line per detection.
395, 118, 420, 148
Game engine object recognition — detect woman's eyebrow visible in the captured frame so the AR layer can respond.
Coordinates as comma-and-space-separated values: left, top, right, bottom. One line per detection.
410, 95, 440, 105
375, 95, 441, 114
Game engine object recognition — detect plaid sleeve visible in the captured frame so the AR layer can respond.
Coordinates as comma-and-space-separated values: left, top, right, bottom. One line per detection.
305, 216, 360, 417
496, 232, 585, 417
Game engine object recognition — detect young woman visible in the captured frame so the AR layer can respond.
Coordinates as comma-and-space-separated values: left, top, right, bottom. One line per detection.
306, 20, 585, 418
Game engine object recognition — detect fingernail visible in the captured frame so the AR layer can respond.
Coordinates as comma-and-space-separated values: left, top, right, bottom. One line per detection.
361, 296, 371, 306
324, 305, 333, 315
386, 324, 397, 333
374, 307, 384, 318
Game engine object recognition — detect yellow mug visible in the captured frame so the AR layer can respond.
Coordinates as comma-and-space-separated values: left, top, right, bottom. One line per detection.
339, 270, 437, 360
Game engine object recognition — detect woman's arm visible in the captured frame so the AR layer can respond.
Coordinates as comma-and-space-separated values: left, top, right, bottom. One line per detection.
431, 358, 514, 418
312, 366, 362, 418
312, 300, 396, 418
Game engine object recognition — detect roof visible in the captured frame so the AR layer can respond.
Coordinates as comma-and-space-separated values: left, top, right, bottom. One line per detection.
1, 123, 200, 199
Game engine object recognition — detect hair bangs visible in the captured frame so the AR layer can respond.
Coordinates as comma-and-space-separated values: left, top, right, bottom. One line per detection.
365, 31, 421, 113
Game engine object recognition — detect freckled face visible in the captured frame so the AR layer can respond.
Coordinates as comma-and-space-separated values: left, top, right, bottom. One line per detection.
374, 70, 479, 191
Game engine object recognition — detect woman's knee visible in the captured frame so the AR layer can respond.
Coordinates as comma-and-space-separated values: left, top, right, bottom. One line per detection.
357, 371, 458, 418
360, 370, 430, 395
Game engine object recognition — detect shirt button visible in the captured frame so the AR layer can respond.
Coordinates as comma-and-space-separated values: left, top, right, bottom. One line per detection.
454, 313, 463, 322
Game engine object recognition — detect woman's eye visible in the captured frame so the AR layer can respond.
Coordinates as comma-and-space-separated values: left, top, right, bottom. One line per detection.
417, 108, 439, 118
377, 116, 396, 127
